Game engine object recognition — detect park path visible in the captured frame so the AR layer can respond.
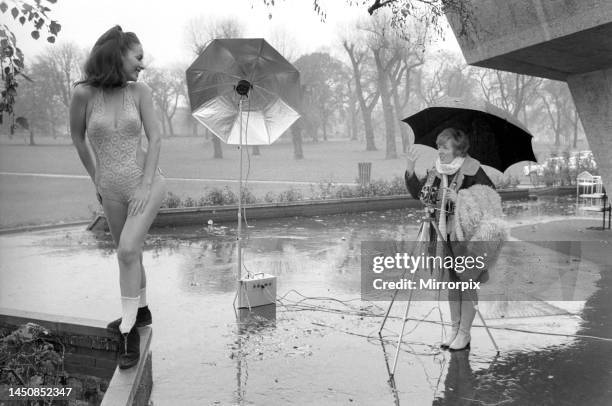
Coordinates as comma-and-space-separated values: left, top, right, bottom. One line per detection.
0, 171, 357, 186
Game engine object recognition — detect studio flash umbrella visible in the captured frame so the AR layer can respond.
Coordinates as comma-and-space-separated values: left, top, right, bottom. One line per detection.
186, 38, 301, 146
403, 96, 537, 173
186, 38, 301, 310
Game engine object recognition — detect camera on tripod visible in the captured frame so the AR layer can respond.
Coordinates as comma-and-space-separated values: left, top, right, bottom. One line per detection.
419, 184, 439, 207
419, 184, 454, 215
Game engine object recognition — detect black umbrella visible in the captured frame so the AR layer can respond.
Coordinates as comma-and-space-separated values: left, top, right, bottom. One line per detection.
403, 96, 537, 172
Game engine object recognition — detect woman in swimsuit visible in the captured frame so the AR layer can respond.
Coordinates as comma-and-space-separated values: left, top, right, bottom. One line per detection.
70, 25, 166, 369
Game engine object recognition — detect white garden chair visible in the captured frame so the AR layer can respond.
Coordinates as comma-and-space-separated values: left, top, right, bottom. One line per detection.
577, 172, 611, 229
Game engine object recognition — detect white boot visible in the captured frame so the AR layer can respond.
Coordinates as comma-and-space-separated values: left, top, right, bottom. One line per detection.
441, 300, 461, 348
449, 299, 476, 351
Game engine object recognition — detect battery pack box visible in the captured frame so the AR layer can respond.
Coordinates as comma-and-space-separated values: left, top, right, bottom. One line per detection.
237, 273, 277, 309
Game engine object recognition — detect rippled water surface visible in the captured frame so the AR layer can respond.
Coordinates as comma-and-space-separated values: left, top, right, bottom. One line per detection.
1, 196, 611, 405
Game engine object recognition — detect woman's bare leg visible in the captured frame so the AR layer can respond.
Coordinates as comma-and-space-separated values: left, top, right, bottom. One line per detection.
103, 201, 146, 290
117, 178, 166, 298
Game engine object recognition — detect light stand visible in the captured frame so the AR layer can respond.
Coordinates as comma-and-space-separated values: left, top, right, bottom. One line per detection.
235, 80, 249, 283
233, 80, 278, 310
379, 205, 499, 378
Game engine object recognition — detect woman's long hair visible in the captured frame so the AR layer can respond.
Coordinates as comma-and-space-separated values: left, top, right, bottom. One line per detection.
76, 25, 140, 89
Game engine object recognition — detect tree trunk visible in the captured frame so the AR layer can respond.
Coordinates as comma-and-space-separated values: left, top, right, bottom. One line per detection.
212, 134, 223, 158
29, 129, 35, 146
166, 115, 175, 137
350, 100, 358, 141
343, 42, 377, 151
252, 146, 260, 155
351, 114, 358, 141
322, 120, 327, 141
159, 116, 168, 136
374, 49, 397, 159
363, 114, 376, 150
391, 83, 409, 153
292, 120, 304, 160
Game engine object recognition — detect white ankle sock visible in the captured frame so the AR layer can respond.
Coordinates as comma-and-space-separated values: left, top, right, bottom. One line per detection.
119, 296, 140, 334
139, 288, 147, 308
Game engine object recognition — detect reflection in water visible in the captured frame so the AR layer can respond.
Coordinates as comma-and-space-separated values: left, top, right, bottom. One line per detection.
502, 195, 578, 221
234, 304, 277, 405
432, 351, 476, 406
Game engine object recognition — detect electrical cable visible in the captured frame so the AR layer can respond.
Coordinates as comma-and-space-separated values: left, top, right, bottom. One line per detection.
256, 287, 612, 344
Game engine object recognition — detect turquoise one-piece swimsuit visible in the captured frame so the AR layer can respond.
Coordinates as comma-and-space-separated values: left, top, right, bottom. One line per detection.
87, 84, 164, 204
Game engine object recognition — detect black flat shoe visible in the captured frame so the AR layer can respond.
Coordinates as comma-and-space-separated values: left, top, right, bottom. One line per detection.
107, 306, 152, 333
118, 327, 140, 369
449, 342, 471, 352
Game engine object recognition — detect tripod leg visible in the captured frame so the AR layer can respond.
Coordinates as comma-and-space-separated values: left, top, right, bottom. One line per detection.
379, 221, 428, 333
475, 305, 500, 354
390, 287, 415, 377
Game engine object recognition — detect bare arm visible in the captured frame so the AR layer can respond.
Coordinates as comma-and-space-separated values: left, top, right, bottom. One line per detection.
69, 85, 96, 183
135, 82, 162, 188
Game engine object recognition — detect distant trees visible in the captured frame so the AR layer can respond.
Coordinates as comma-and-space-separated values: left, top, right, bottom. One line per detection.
536, 80, 583, 148
293, 52, 349, 142
143, 67, 184, 137
344, 13, 427, 158
14, 64, 63, 143
342, 37, 379, 151
11, 41, 83, 142
477, 69, 543, 121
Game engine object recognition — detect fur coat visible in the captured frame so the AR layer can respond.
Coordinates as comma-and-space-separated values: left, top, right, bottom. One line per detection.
453, 184, 508, 282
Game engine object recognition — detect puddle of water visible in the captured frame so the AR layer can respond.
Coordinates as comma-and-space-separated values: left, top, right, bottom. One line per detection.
1, 197, 610, 405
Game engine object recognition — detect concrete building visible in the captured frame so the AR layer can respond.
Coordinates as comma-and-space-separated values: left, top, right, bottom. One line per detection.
446, 0, 612, 194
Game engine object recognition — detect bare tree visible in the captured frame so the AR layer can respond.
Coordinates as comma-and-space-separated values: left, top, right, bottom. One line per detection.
387, 23, 427, 152
144, 67, 184, 137
362, 13, 401, 159
37, 42, 84, 136
13, 62, 64, 143
537, 80, 583, 147
267, 25, 299, 63
416, 51, 477, 107
477, 69, 543, 121
342, 36, 379, 151
294, 52, 349, 142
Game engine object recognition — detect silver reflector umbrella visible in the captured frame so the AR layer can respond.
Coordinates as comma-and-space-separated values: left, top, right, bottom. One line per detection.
186, 38, 301, 145
186, 39, 301, 308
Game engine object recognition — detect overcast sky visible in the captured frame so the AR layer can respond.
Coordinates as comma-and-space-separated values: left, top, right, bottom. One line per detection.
11, 0, 462, 67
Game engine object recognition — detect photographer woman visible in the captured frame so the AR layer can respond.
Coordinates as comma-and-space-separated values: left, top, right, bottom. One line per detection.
405, 127, 504, 351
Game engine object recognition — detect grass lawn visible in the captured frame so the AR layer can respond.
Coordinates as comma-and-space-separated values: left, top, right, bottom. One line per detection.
0, 135, 521, 229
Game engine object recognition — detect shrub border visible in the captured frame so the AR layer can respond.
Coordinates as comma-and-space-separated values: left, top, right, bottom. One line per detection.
88, 190, 530, 232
